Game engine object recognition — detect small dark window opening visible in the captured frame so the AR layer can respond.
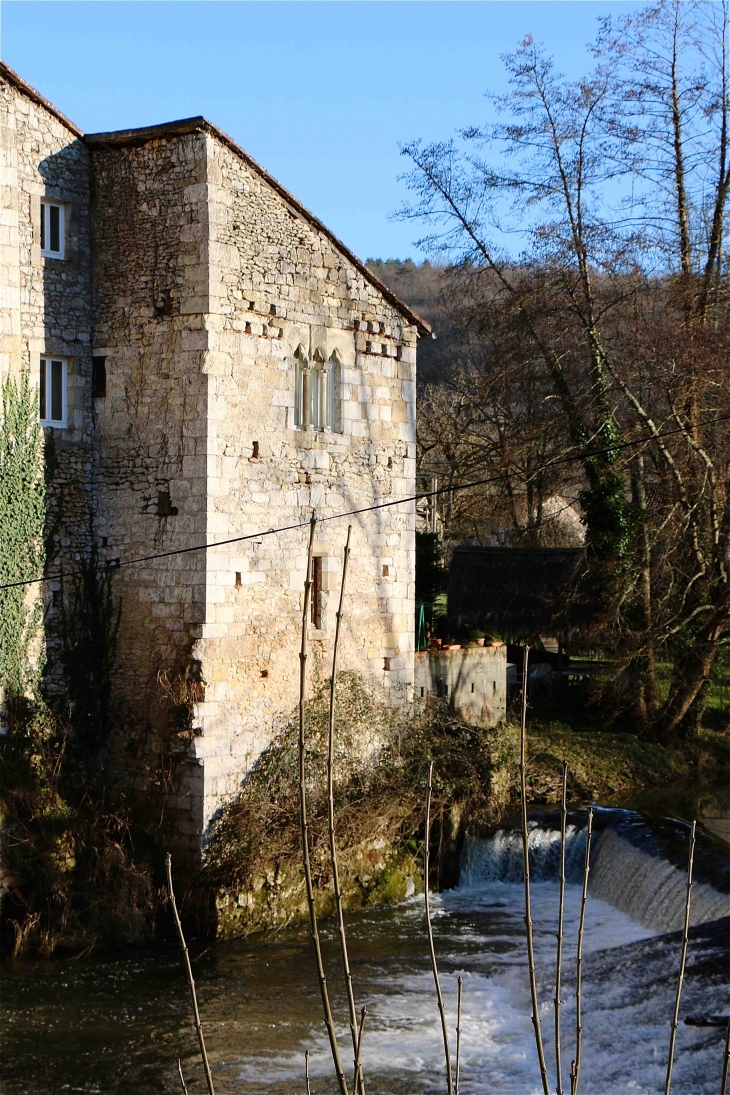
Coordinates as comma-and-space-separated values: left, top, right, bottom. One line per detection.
383, 657, 391, 671
252, 441, 259, 458
471, 682, 475, 693
52, 589, 61, 607
245, 322, 252, 334
92, 356, 107, 397
382, 565, 389, 577
248, 300, 255, 310
101, 536, 108, 547
493, 680, 497, 694
269, 303, 277, 316
235, 572, 242, 588
157, 490, 178, 517
387, 456, 393, 468
420, 686, 425, 698
311, 556, 323, 629
49, 205, 60, 252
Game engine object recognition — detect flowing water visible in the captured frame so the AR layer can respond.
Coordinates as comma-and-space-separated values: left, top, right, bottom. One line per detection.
2, 810, 728, 1095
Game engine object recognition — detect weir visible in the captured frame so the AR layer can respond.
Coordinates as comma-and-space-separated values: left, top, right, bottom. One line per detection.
460, 817, 729, 931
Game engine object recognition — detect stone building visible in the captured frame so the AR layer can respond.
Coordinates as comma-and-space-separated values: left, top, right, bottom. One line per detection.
1, 62, 430, 863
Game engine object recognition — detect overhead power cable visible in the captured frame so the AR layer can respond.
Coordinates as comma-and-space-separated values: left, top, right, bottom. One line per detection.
1, 410, 729, 592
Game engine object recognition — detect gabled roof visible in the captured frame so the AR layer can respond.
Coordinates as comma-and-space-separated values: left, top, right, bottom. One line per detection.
0, 61, 83, 137
1, 60, 431, 337
85, 117, 431, 337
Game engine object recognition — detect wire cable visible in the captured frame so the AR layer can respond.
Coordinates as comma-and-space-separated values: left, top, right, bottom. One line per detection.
1, 410, 729, 591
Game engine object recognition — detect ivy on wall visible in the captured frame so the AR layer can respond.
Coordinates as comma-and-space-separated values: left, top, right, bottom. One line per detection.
0, 372, 46, 697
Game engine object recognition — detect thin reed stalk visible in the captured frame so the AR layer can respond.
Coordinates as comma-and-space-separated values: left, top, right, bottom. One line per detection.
555, 760, 568, 1095
571, 808, 593, 1095
305, 1050, 312, 1095
424, 760, 454, 1095
298, 514, 349, 1095
353, 1007, 367, 1092
720, 1014, 730, 1095
455, 976, 463, 1095
518, 646, 550, 1095
664, 820, 696, 1095
165, 854, 216, 1095
327, 527, 364, 1095
176, 1059, 189, 1095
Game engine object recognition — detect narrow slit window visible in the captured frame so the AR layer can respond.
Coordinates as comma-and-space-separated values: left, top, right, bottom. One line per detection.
40, 202, 65, 259
92, 356, 107, 398
311, 556, 323, 629
39, 357, 67, 427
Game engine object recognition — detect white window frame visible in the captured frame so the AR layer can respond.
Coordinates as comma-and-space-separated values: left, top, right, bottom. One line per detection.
40, 201, 65, 259
39, 357, 67, 428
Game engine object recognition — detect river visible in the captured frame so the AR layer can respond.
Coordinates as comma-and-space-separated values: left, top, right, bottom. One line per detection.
2, 808, 728, 1094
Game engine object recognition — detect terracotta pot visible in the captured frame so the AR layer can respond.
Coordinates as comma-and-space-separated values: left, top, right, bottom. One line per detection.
446, 643, 461, 651
473, 637, 486, 647
429, 638, 442, 649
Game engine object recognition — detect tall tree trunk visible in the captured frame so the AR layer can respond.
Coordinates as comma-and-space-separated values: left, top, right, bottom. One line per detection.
660, 638, 718, 739
631, 455, 661, 728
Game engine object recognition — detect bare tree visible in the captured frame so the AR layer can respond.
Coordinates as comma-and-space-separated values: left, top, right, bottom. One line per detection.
400, 0, 730, 738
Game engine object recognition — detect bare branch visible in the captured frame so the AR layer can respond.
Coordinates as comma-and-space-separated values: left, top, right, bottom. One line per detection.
664, 820, 696, 1095
519, 646, 551, 1095
165, 854, 216, 1095
299, 513, 350, 1095
424, 760, 454, 1095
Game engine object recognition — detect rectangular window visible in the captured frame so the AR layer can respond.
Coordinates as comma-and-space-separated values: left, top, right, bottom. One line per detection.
92, 356, 107, 398
311, 556, 323, 629
39, 357, 67, 427
40, 202, 65, 259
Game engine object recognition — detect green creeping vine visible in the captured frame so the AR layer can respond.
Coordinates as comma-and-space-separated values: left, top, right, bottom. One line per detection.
0, 372, 46, 697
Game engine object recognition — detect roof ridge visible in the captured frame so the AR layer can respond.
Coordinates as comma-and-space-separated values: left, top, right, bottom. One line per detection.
4, 63, 431, 336
0, 61, 83, 137
86, 117, 432, 337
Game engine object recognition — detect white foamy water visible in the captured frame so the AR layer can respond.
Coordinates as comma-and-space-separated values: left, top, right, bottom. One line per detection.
236, 845, 727, 1094
4, 820, 727, 1095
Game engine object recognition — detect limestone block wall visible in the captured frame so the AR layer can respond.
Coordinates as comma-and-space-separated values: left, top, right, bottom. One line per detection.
2, 74, 422, 864
192, 132, 417, 832
88, 132, 211, 814
0, 67, 94, 689
414, 645, 507, 728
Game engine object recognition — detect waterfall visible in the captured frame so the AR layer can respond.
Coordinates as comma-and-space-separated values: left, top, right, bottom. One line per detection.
588, 827, 728, 931
460, 821, 729, 932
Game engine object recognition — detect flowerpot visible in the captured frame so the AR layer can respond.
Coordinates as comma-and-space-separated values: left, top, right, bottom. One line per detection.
473, 637, 486, 647
429, 638, 442, 650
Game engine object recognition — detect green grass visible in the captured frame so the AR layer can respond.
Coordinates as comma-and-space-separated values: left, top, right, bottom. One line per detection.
521, 709, 730, 806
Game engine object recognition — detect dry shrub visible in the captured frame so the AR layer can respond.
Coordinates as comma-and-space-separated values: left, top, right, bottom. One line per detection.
0, 699, 158, 958
202, 672, 514, 895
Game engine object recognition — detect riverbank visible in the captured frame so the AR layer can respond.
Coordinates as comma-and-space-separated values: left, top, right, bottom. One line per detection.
201, 679, 730, 939
2, 674, 728, 955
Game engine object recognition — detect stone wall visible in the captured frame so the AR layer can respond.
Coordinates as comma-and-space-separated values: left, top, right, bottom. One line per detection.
0, 67, 94, 691
192, 131, 417, 844
3, 67, 420, 867
88, 132, 211, 842
414, 644, 507, 727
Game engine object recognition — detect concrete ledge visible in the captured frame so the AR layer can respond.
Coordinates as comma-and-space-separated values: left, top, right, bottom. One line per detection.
414, 644, 507, 728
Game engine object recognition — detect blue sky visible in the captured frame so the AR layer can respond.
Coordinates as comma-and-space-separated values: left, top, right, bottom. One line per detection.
2, 1, 644, 260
